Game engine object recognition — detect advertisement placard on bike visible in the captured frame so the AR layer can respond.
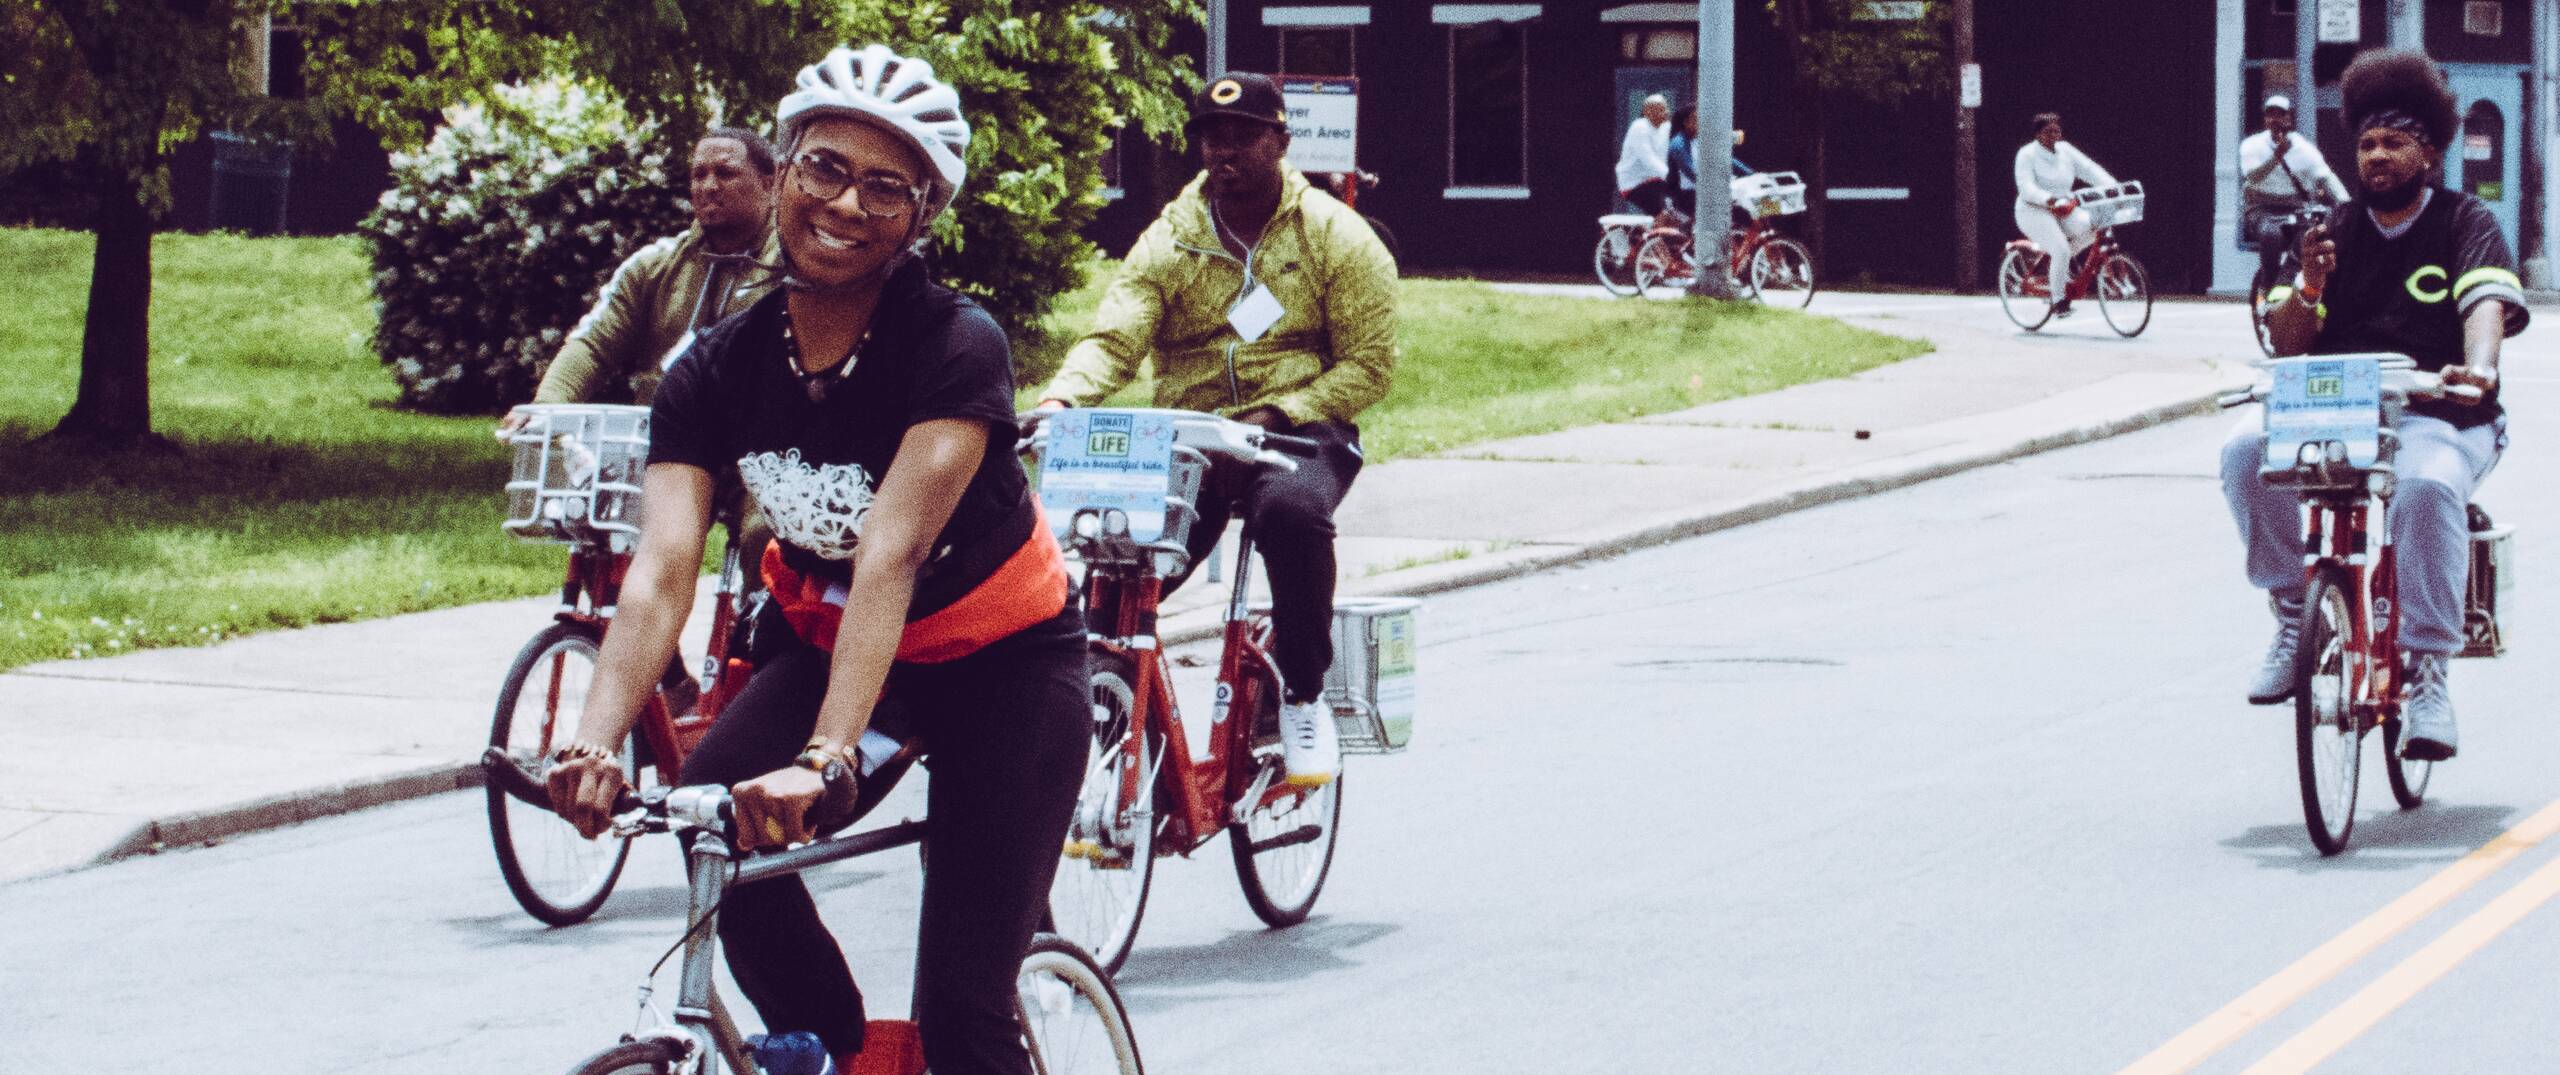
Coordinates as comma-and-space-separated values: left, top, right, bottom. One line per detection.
1038, 409, 1178, 542
1280, 76, 1358, 174
2263, 355, 2382, 469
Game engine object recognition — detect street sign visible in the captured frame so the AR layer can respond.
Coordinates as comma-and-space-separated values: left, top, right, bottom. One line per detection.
1857, 1, 1926, 19
1280, 76, 1358, 173
1958, 63, 1981, 109
2317, 0, 2359, 43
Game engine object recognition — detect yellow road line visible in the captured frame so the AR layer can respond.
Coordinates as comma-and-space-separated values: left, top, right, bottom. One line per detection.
2240, 852, 2560, 1073
2115, 797, 2560, 1075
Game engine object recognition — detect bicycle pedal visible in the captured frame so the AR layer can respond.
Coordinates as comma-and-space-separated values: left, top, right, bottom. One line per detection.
1062, 840, 1130, 868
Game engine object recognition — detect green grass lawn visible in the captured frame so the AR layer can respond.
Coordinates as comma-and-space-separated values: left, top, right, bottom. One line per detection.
0, 228, 1924, 670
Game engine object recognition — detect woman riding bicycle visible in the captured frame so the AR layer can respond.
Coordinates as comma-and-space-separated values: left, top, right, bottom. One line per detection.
544, 44, 1088, 1075
2012, 112, 2119, 318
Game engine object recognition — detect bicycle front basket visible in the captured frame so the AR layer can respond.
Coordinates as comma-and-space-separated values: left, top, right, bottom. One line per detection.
502, 404, 652, 544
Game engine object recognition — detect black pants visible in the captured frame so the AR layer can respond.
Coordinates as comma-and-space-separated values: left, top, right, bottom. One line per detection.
1170, 419, 1364, 704
2243, 203, 2303, 288
676, 604, 1088, 1074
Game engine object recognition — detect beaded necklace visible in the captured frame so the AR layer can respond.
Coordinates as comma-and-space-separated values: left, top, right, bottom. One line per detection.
778, 301, 866, 404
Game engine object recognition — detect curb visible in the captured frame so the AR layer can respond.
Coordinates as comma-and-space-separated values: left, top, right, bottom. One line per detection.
86, 762, 484, 871
70, 385, 2221, 874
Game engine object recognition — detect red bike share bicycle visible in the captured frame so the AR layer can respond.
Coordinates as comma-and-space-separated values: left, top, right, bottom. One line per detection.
1030, 409, 1418, 973
1997, 180, 2154, 337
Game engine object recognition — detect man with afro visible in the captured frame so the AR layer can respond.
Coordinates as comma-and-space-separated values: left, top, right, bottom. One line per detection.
2220, 48, 2528, 761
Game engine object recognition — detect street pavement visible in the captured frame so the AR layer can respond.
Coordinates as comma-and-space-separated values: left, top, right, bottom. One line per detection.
6, 390, 2554, 1072
0, 292, 2266, 883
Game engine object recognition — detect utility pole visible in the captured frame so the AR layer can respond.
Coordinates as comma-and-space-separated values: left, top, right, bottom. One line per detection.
2295, 0, 2317, 146
1952, 0, 1979, 291
1207, 0, 1229, 77
1690, 0, 1737, 297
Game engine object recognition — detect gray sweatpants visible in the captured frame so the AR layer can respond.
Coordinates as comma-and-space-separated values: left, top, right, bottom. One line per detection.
2219, 411, 2506, 656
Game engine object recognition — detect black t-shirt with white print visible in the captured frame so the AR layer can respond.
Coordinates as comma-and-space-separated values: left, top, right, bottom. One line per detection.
650, 259, 1033, 621
2313, 185, 2530, 428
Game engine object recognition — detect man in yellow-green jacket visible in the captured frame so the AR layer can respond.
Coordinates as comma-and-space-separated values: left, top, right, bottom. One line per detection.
1033, 72, 1398, 786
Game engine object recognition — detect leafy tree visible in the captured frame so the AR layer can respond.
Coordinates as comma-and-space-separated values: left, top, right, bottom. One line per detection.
5, 0, 1199, 446
1762, 0, 1950, 260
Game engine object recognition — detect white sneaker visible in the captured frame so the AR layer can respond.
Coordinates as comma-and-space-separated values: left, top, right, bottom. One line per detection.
1279, 700, 1340, 788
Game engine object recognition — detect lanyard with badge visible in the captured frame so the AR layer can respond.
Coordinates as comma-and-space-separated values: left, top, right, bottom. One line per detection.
1214, 200, 1285, 344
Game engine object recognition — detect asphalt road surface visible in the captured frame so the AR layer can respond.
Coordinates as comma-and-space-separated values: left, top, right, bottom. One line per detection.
7, 353, 2555, 1074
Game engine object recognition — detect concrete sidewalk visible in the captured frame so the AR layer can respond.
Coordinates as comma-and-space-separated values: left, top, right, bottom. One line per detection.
0, 293, 2262, 884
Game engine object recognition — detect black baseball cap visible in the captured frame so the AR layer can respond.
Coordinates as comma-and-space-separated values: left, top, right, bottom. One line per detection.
1187, 73, 1289, 133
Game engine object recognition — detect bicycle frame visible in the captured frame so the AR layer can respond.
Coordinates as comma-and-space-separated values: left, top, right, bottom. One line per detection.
2300, 488, 2402, 728
1082, 515, 1302, 855
2013, 229, 2121, 303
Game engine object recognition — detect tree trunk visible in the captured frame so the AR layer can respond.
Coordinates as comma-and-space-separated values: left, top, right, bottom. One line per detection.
43, 172, 167, 452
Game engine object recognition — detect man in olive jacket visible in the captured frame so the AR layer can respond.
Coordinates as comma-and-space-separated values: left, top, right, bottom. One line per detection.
1034, 72, 1398, 786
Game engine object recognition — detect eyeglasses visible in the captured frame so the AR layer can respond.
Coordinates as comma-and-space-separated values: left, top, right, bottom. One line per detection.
791, 151, 926, 218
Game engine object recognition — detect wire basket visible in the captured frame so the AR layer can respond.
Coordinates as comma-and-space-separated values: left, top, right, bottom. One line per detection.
2079, 180, 2146, 228
502, 404, 652, 546
1732, 172, 1809, 219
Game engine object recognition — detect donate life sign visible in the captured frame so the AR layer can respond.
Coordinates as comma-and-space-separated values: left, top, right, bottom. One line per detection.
1281, 76, 1359, 173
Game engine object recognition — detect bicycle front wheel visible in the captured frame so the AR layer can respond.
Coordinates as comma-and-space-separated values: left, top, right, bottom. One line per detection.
1748, 237, 1816, 308
2249, 261, 2282, 357
1229, 687, 1342, 926
1633, 233, 1695, 297
1594, 226, 1640, 296
2296, 568, 2363, 855
488, 621, 636, 926
1018, 934, 1144, 1075
1997, 247, 2052, 331
2384, 710, 2436, 809
2096, 251, 2153, 337
1047, 653, 1158, 974
564, 1039, 685, 1075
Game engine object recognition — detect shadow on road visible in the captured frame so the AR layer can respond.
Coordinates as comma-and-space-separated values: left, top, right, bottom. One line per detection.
2219, 802, 2517, 873
1113, 918, 1398, 1005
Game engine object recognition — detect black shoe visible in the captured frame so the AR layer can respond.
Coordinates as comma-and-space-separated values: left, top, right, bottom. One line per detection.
2050, 298, 2075, 319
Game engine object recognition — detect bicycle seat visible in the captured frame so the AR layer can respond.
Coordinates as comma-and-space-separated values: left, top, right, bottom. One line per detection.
1599, 213, 1653, 228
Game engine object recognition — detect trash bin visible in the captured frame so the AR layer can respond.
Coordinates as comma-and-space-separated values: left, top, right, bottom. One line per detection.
209, 131, 292, 235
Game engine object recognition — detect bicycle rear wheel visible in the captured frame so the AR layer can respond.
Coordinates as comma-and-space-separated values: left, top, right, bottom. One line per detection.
1997, 247, 2052, 331
1229, 685, 1342, 926
1594, 226, 1640, 297
2096, 251, 2153, 337
1018, 934, 1144, 1075
1633, 233, 1695, 297
2296, 569, 2363, 855
1047, 653, 1158, 974
488, 621, 636, 926
1748, 237, 1816, 308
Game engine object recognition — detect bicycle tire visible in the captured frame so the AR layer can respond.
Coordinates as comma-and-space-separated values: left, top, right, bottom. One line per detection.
488, 620, 636, 926
1593, 226, 1641, 297
2296, 567, 2363, 855
1997, 247, 2052, 331
1228, 685, 1342, 927
2383, 708, 2435, 809
2095, 251, 2153, 337
2249, 260, 2282, 357
1018, 934, 1145, 1075
1633, 233, 1695, 297
1749, 237, 1817, 308
1047, 652, 1158, 974
563, 1038, 684, 1075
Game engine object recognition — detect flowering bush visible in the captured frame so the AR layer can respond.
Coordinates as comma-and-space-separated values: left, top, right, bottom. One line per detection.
360, 82, 690, 413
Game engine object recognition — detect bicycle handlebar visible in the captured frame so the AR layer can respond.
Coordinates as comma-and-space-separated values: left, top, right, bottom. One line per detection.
2218, 368, 2485, 410
1016, 408, 1313, 474
480, 747, 861, 848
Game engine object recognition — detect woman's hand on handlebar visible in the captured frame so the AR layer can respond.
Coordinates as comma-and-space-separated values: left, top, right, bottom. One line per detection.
732, 761, 860, 851
547, 746, 629, 839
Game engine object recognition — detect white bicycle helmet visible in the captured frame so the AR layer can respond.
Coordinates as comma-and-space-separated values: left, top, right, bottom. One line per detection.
776, 44, 972, 220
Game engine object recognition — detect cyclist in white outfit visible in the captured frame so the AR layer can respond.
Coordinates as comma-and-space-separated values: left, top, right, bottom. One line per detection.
2013, 112, 2119, 318
1615, 94, 1674, 225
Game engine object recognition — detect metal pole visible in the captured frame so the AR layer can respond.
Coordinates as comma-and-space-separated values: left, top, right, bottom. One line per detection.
1690, 0, 1737, 297
1952, 0, 1979, 291
1208, 0, 1229, 77
2296, 0, 2317, 146
2530, 0, 2557, 286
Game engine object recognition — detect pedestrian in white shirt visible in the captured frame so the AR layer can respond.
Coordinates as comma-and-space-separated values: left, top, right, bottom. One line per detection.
2013, 112, 2119, 317
2238, 95, 2350, 288
1615, 94, 1674, 225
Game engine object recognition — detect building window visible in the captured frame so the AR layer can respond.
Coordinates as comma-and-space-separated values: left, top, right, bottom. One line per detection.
1281, 27, 1357, 75
2464, 2, 2502, 36
1618, 28, 1696, 61
1447, 20, 1529, 189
